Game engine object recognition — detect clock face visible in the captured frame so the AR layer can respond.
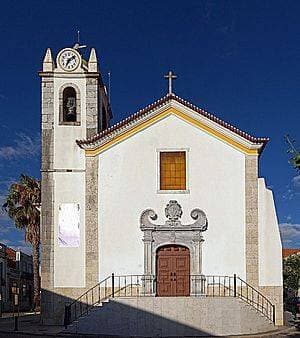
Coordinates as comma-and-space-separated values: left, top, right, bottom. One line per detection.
58, 49, 80, 71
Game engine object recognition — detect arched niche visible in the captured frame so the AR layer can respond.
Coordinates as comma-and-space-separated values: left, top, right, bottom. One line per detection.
59, 83, 81, 125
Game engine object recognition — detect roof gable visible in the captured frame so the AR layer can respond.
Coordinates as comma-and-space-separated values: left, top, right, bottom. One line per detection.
77, 93, 269, 156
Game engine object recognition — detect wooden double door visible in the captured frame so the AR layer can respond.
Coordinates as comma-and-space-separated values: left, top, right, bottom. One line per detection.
156, 245, 190, 296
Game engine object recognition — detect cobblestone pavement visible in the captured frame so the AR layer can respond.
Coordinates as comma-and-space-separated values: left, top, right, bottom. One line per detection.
0, 314, 63, 337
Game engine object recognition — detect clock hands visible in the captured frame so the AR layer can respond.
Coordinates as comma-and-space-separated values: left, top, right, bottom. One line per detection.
65, 55, 76, 67
59, 49, 80, 71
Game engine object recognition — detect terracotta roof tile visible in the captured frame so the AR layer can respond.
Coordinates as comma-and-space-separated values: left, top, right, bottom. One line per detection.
282, 248, 300, 258
77, 93, 269, 148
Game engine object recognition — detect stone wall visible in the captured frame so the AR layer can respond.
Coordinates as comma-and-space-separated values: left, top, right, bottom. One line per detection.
245, 154, 259, 286
259, 286, 283, 326
85, 156, 99, 288
40, 65, 102, 324
245, 155, 283, 326
40, 75, 55, 322
41, 77, 54, 131
86, 76, 99, 138
41, 157, 99, 325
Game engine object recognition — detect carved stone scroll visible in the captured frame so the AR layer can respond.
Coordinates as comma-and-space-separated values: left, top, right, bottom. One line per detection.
190, 209, 208, 231
140, 209, 157, 228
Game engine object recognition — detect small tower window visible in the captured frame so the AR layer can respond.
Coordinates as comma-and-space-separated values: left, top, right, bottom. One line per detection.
63, 87, 77, 122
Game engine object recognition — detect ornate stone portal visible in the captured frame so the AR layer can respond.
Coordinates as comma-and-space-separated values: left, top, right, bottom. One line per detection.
140, 200, 208, 295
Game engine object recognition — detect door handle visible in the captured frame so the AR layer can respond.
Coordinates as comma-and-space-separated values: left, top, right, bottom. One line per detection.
170, 272, 176, 281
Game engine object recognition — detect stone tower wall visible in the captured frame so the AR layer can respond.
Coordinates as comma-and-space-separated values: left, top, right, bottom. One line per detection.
40, 48, 105, 324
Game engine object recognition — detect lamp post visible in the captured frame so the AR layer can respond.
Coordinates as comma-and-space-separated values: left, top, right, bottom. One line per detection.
12, 282, 19, 331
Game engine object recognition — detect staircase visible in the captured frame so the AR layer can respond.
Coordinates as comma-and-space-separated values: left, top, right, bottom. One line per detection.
65, 296, 275, 336
63, 274, 276, 337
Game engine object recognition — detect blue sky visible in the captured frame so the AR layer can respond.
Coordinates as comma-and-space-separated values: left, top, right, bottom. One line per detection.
0, 0, 299, 254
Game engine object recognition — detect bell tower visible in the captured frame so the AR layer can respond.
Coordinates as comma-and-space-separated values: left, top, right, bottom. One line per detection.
39, 45, 112, 324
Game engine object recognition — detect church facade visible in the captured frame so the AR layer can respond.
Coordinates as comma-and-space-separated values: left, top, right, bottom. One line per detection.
39, 46, 283, 328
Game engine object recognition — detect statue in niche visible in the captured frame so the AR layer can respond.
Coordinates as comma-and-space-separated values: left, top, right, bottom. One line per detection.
63, 87, 77, 122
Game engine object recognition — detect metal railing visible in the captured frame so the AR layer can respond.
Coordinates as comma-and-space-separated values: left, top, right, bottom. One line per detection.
201, 275, 275, 323
234, 275, 275, 324
64, 274, 155, 326
64, 273, 275, 327
112, 274, 156, 297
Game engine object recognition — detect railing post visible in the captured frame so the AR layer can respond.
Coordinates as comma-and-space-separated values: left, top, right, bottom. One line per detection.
112, 273, 115, 298
272, 305, 275, 324
233, 274, 237, 297
14, 315, 19, 331
98, 283, 101, 303
64, 303, 70, 328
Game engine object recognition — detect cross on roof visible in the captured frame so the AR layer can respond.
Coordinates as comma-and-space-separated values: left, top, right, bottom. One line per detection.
164, 70, 177, 94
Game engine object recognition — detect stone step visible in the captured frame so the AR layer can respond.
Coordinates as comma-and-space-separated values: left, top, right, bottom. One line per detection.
64, 296, 276, 336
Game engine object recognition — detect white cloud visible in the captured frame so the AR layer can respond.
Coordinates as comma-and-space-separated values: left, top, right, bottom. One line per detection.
0, 133, 40, 160
292, 175, 300, 188
0, 238, 31, 255
285, 215, 292, 222
282, 182, 300, 200
10, 240, 31, 256
0, 223, 14, 235
279, 223, 300, 247
282, 188, 297, 200
12, 246, 31, 255
0, 239, 13, 246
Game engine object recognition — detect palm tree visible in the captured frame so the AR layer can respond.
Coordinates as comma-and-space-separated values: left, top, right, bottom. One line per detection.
2, 174, 41, 310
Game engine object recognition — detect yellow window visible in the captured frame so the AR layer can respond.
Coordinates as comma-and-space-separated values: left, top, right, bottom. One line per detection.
160, 152, 186, 190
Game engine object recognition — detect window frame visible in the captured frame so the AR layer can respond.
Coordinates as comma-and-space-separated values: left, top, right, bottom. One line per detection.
157, 148, 190, 194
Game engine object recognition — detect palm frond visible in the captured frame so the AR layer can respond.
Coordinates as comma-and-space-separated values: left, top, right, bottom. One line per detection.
2, 174, 41, 245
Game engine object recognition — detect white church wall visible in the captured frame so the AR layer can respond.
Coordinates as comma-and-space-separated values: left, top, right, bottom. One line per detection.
53, 77, 86, 170
53, 172, 85, 287
98, 113, 246, 280
258, 178, 282, 286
